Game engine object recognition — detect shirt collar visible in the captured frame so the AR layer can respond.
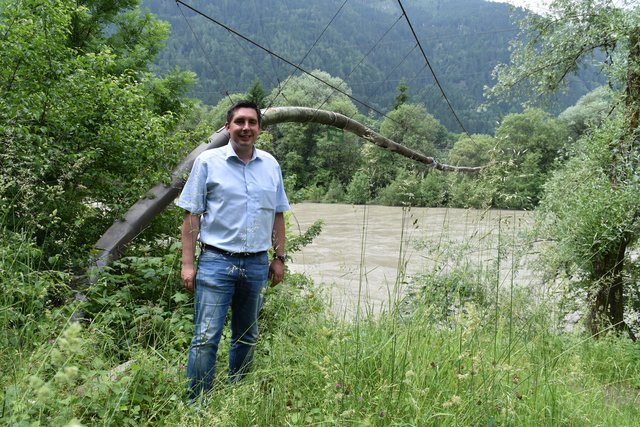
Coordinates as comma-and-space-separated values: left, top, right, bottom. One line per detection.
224, 141, 261, 162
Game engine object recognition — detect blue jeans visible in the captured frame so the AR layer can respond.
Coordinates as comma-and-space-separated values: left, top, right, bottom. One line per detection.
186, 250, 269, 399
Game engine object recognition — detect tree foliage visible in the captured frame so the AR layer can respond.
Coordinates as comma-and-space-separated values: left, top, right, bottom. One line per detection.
268, 71, 363, 188
558, 85, 616, 140
492, 109, 569, 208
393, 79, 409, 110
489, 0, 640, 336
363, 103, 450, 198
0, 0, 197, 265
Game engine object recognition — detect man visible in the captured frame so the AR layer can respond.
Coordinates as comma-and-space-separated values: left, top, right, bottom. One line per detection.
177, 100, 289, 399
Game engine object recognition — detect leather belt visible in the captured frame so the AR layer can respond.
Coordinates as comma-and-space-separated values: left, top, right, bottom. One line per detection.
202, 244, 266, 257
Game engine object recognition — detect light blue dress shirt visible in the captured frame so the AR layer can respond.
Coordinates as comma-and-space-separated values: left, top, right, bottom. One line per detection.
177, 143, 290, 253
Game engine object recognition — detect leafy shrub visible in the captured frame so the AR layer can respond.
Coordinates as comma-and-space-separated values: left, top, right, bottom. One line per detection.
345, 170, 371, 205
0, 227, 72, 360
297, 185, 326, 202
81, 239, 193, 359
416, 170, 449, 207
403, 266, 491, 322
375, 170, 420, 206
322, 179, 346, 203
447, 173, 493, 209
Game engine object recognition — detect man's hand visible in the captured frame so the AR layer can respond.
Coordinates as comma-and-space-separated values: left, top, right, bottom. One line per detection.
182, 265, 196, 292
268, 259, 284, 287
181, 212, 200, 293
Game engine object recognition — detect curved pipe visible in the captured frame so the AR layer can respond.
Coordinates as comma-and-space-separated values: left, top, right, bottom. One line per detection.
90, 106, 482, 271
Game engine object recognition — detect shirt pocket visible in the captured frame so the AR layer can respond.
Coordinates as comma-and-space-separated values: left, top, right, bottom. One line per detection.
259, 189, 277, 211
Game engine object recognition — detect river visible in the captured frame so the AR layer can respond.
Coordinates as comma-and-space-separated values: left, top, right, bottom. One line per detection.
287, 203, 538, 318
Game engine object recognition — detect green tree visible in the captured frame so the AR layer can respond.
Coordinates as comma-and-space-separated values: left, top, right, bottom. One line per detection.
268, 70, 363, 189
0, 0, 195, 265
447, 134, 496, 208
365, 103, 450, 197
493, 109, 569, 209
448, 133, 495, 167
559, 85, 616, 141
247, 78, 266, 108
393, 79, 410, 110
345, 170, 372, 204
417, 171, 449, 207
488, 0, 640, 336
69, 0, 169, 74
376, 169, 420, 206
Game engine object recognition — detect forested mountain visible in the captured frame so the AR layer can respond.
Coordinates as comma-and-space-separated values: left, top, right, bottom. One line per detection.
142, 0, 602, 133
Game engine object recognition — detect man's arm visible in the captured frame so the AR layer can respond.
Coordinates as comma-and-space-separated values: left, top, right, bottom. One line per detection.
181, 212, 200, 292
269, 212, 286, 286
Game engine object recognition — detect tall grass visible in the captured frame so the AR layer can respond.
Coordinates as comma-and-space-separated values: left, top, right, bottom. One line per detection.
1, 210, 639, 426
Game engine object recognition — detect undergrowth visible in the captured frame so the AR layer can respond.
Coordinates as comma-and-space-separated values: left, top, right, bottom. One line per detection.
1, 224, 639, 426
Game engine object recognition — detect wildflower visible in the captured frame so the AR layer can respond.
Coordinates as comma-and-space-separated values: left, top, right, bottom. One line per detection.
403, 370, 415, 385
64, 366, 79, 381
379, 410, 385, 418
36, 384, 53, 401
443, 395, 461, 408
28, 375, 44, 389
335, 383, 342, 390
340, 409, 356, 417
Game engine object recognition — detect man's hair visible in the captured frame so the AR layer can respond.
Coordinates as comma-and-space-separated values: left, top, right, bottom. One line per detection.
226, 100, 262, 126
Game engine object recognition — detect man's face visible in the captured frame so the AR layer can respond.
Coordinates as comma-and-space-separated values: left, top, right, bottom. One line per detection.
225, 107, 261, 149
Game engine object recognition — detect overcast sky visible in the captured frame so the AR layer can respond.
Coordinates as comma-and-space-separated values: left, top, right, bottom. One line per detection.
489, 0, 550, 13
490, 0, 633, 13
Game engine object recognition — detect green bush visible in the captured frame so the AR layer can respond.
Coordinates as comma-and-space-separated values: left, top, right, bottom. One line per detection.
322, 179, 346, 203
81, 240, 193, 360
416, 170, 449, 207
375, 170, 420, 206
345, 170, 371, 205
0, 228, 72, 363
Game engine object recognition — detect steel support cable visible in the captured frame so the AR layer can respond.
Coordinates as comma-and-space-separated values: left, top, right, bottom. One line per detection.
363, 43, 419, 101
174, 0, 390, 119
313, 12, 405, 113
176, 2, 234, 104
268, 0, 351, 110
396, 0, 472, 136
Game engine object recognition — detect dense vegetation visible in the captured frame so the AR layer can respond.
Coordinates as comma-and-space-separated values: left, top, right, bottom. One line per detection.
1, 0, 639, 425
142, 0, 604, 134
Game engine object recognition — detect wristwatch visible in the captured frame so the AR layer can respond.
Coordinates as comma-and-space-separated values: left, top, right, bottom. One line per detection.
273, 254, 286, 264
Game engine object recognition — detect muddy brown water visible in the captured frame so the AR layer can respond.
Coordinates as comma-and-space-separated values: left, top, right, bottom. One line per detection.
287, 203, 538, 318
